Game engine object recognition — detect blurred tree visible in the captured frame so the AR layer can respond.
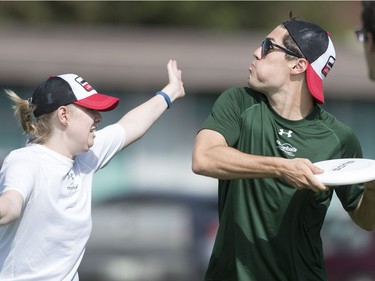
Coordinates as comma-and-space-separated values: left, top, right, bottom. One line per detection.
0, 1, 361, 36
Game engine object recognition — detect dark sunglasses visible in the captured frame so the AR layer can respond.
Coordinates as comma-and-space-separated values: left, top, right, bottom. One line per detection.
355, 29, 367, 43
261, 38, 302, 59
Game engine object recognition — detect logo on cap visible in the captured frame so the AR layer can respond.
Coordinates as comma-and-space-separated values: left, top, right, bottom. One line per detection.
75, 76, 94, 92
321, 56, 335, 77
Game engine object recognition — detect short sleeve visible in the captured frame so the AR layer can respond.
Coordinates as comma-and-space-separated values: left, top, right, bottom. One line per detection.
201, 87, 260, 147
333, 126, 364, 212
335, 184, 364, 212
0, 151, 36, 202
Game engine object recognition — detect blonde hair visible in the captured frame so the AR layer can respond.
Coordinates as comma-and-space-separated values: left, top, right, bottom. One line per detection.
4, 89, 53, 144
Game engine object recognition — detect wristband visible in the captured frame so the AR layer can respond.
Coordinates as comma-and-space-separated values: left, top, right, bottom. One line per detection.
155, 91, 171, 109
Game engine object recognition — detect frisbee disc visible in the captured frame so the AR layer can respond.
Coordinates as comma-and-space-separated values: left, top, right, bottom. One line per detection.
313, 158, 375, 185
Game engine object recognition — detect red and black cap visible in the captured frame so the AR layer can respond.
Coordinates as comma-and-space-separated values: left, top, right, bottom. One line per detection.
283, 19, 336, 104
31, 74, 120, 117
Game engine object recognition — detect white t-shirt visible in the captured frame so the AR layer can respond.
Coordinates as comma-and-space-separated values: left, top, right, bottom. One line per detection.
0, 123, 126, 281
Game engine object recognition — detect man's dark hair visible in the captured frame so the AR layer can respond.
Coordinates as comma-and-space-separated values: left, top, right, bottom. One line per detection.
282, 12, 305, 60
362, 1, 375, 38
283, 33, 304, 60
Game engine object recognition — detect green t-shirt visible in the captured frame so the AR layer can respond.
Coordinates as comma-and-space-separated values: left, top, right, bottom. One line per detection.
201, 87, 364, 281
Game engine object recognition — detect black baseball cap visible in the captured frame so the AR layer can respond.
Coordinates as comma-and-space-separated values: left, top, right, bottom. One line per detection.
31, 74, 120, 118
283, 19, 336, 104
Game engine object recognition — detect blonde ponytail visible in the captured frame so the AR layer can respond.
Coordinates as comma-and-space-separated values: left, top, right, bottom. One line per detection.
4, 90, 52, 144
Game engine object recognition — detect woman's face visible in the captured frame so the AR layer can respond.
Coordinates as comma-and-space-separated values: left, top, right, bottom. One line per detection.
66, 104, 102, 154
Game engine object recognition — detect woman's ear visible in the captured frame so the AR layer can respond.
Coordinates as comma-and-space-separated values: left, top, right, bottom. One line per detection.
57, 106, 69, 126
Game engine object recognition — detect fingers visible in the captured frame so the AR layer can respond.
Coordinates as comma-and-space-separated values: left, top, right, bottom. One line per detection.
285, 158, 329, 192
309, 177, 329, 192
311, 165, 324, 175
167, 59, 182, 82
290, 174, 327, 192
161, 59, 185, 101
167, 59, 174, 80
307, 162, 328, 192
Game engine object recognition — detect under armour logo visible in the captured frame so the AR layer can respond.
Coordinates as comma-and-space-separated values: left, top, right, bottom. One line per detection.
278, 129, 293, 138
67, 170, 75, 180
66, 169, 78, 191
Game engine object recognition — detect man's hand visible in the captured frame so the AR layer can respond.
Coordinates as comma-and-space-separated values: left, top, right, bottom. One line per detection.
280, 158, 327, 192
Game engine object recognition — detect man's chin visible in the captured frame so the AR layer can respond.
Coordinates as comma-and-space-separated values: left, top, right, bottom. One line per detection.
247, 79, 258, 90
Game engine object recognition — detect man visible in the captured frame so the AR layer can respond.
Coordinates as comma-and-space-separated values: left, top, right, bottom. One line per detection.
192, 18, 375, 281
357, 1, 375, 80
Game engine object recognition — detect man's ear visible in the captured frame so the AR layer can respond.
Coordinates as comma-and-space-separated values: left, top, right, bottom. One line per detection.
367, 31, 375, 52
290, 58, 308, 74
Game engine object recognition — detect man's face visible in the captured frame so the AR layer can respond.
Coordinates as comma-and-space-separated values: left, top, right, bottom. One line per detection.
247, 26, 296, 94
364, 31, 375, 80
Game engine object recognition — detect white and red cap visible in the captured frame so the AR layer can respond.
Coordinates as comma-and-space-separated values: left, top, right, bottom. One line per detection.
31, 74, 120, 117
283, 19, 336, 104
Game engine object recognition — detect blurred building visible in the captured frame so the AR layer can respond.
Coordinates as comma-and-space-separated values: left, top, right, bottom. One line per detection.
0, 24, 374, 281
0, 24, 374, 197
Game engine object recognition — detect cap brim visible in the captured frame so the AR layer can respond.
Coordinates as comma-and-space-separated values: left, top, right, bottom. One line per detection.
73, 93, 120, 111
306, 63, 324, 104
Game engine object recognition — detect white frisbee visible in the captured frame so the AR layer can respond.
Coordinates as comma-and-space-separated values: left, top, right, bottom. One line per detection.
313, 158, 375, 185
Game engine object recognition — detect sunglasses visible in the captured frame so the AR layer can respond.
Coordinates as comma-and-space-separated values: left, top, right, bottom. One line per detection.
261, 38, 302, 59
355, 29, 367, 43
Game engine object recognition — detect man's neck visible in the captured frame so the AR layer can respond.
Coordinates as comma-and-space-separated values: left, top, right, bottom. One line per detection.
267, 89, 315, 120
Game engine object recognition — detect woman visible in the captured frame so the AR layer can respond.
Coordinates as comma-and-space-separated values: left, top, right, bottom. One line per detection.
0, 59, 185, 280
